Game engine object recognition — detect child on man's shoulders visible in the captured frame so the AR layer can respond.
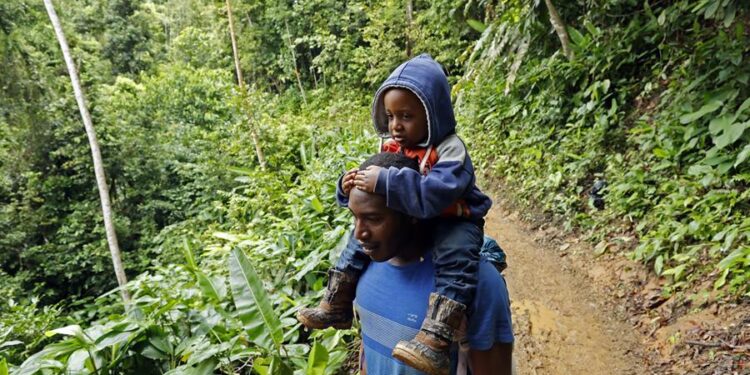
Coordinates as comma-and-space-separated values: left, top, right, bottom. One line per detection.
298, 54, 492, 375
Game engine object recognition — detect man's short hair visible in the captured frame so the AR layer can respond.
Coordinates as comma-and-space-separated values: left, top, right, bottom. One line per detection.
359, 152, 419, 171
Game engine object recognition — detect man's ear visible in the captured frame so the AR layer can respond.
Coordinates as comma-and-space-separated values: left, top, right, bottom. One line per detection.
410, 217, 418, 224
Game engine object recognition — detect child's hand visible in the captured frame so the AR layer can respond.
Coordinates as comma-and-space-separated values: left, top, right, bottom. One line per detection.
354, 166, 382, 193
341, 168, 358, 196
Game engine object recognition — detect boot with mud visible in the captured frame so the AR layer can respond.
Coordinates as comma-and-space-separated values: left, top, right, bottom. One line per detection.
296, 269, 358, 329
392, 293, 466, 375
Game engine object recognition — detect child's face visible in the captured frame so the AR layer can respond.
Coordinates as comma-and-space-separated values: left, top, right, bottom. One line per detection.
383, 88, 428, 148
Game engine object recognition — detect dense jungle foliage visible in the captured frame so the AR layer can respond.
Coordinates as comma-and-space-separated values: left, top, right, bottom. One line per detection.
0, 0, 748, 372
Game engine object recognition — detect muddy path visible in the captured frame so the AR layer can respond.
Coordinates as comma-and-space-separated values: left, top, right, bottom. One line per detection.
485, 204, 647, 375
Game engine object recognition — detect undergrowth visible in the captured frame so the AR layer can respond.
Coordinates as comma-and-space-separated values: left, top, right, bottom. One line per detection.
459, 1, 750, 298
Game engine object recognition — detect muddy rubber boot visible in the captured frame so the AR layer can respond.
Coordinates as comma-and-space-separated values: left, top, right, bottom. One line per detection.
392, 293, 466, 375
296, 269, 357, 329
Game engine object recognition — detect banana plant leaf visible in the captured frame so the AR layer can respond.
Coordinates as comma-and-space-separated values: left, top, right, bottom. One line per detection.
228, 247, 283, 351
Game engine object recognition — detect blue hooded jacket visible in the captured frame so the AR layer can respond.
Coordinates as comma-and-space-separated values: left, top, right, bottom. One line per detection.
339, 54, 492, 219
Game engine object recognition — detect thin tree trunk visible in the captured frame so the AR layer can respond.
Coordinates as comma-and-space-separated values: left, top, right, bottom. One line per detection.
284, 21, 307, 105
226, 0, 266, 170
544, 0, 574, 61
405, 0, 413, 58
43, 0, 130, 303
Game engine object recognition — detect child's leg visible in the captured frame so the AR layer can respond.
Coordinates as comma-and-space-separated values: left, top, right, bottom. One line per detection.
431, 219, 483, 308
392, 219, 482, 375
297, 229, 370, 330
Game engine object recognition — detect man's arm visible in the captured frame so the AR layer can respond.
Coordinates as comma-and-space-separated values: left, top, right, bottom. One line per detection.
469, 342, 513, 375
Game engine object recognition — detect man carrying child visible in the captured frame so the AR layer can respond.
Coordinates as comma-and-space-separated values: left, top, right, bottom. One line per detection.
298, 54, 493, 375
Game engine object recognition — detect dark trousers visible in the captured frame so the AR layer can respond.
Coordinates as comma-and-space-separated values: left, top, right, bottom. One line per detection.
334, 218, 483, 307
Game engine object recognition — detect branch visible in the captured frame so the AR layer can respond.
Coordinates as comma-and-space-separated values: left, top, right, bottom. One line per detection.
543, 0, 574, 61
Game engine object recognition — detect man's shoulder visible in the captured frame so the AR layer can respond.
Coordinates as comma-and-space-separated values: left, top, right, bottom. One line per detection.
467, 259, 514, 349
476, 258, 508, 297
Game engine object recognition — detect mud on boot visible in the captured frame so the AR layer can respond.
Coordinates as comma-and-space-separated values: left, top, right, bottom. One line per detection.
296, 268, 358, 329
392, 293, 466, 375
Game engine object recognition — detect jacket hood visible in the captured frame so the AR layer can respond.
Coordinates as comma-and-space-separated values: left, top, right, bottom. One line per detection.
372, 54, 456, 147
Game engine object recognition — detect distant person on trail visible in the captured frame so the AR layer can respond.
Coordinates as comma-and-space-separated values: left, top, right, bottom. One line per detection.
298, 54, 493, 374
350, 153, 513, 375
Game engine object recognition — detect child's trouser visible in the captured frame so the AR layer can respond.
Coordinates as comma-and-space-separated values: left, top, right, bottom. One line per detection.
334, 218, 483, 307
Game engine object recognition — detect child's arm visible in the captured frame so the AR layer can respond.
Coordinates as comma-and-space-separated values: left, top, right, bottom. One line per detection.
360, 135, 476, 219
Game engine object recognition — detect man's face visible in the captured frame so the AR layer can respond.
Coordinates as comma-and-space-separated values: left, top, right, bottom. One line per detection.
384, 88, 428, 148
348, 188, 411, 262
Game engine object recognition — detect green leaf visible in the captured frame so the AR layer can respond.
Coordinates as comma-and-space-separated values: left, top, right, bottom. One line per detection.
45, 325, 82, 338
0, 340, 23, 349
734, 144, 750, 167
717, 161, 733, 175
66, 349, 90, 372
662, 264, 687, 281
679, 100, 722, 124
300, 143, 308, 166
702, 154, 732, 166
736, 97, 750, 119
164, 358, 219, 375
724, 228, 738, 250
196, 271, 225, 302
310, 196, 324, 213
17, 341, 78, 374
306, 340, 329, 375
584, 21, 599, 36
253, 357, 272, 375
709, 114, 733, 135
723, 4, 737, 27
228, 247, 283, 351
567, 26, 585, 46
704, 0, 720, 18
95, 329, 136, 351
713, 121, 749, 149
293, 250, 325, 282
141, 344, 169, 360
466, 19, 486, 33
718, 247, 748, 270
148, 331, 172, 355
0, 358, 8, 375
714, 268, 729, 289
269, 355, 293, 375
213, 232, 239, 242
652, 148, 669, 158
183, 238, 197, 270
688, 164, 713, 176
45, 325, 89, 345
655, 255, 664, 275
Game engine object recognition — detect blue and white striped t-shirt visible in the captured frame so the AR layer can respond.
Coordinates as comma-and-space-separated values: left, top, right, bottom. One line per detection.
354, 253, 513, 374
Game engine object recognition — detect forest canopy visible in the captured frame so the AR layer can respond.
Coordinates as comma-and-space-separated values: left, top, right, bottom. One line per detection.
1, 0, 748, 373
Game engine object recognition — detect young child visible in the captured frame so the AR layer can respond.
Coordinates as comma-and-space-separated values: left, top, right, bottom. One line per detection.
298, 54, 492, 374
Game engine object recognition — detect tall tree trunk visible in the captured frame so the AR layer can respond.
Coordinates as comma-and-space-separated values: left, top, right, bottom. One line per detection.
405, 0, 413, 58
226, 0, 266, 170
544, 0, 574, 61
284, 21, 307, 105
43, 0, 130, 303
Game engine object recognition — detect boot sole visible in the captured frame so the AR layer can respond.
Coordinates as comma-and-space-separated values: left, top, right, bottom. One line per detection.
297, 312, 352, 330
392, 345, 447, 375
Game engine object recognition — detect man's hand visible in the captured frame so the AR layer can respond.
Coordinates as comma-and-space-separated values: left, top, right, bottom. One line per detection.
354, 166, 382, 193
341, 168, 358, 196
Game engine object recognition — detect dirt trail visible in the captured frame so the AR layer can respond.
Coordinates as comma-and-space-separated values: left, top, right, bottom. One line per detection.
485, 205, 646, 375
